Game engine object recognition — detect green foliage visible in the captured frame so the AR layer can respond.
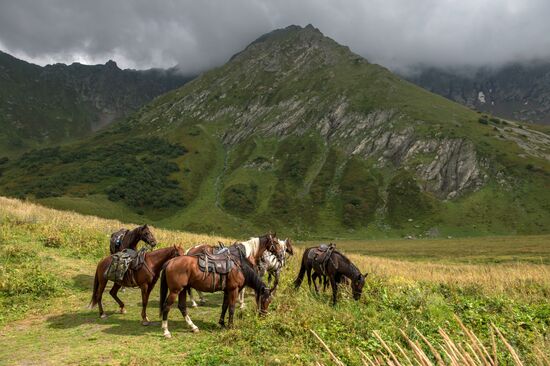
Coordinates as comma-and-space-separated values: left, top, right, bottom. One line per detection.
222, 183, 258, 215
478, 117, 489, 125
309, 151, 337, 205
387, 171, 434, 227
340, 158, 380, 228
4, 137, 187, 210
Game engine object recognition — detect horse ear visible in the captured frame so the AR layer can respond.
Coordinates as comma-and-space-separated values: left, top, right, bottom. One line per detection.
364, 272, 368, 278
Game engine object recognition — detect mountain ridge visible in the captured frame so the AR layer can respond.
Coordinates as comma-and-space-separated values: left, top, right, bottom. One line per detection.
0, 50, 194, 154
1, 25, 549, 238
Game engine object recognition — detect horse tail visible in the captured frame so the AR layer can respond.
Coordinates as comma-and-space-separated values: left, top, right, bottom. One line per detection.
88, 268, 99, 309
159, 268, 168, 317
293, 250, 308, 288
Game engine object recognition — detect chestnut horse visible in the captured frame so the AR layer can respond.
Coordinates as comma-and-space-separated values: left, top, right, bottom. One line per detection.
186, 234, 283, 307
159, 247, 273, 337
109, 224, 158, 254
89, 245, 184, 324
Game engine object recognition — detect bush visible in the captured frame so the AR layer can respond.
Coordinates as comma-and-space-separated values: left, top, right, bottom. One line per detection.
478, 118, 489, 125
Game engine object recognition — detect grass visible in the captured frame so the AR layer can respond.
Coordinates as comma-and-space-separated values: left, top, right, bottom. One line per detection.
0, 196, 549, 365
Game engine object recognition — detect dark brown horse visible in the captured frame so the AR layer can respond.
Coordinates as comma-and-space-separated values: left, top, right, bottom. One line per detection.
159, 247, 273, 337
89, 245, 184, 324
294, 247, 367, 305
185, 234, 284, 307
109, 224, 158, 254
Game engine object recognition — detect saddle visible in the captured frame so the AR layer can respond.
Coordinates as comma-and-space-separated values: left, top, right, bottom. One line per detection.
308, 243, 337, 275
197, 249, 235, 274
104, 248, 146, 285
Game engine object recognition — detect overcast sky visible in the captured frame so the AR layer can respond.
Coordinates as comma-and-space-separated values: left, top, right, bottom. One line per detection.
0, 0, 548, 74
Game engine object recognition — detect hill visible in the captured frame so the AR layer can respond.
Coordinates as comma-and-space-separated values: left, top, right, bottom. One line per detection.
0, 25, 549, 238
0, 196, 548, 364
406, 62, 550, 125
0, 50, 193, 155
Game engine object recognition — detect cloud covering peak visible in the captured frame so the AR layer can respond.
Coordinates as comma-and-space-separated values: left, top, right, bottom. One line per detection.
0, 0, 548, 73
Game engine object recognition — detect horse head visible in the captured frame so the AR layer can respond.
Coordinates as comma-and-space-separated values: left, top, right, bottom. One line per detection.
351, 271, 368, 301
265, 232, 285, 263
256, 286, 273, 316
140, 224, 158, 247
284, 238, 294, 256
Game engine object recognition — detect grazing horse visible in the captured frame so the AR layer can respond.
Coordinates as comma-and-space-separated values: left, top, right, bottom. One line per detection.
186, 234, 283, 307
258, 238, 294, 289
159, 247, 273, 337
109, 224, 158, 254
89, 245, 184, 324
294, 246, 367, 305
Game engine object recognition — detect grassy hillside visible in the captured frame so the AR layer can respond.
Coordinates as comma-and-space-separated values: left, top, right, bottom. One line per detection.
0, 197, 549, 365
1, 25, 549, 238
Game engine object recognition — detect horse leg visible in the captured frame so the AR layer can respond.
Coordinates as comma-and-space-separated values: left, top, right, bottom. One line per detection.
97, 278, 109, 319
109, 283, 126, 314
188, 288, 198, 308
198, 291, 206, 305
219, 291, 229, 328
238, 288, 246, 309
178, 288, 199, 333
306, 268, 312, 288
330, 276, 338, 306
140, 284, 152, 325
161, 291, 177, 338
227, 289, 238, 328
312, 272, 320, 293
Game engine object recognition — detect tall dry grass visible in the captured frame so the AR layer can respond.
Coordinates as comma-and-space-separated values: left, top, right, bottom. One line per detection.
0, 196, 234, 250
314, 316, 549, 366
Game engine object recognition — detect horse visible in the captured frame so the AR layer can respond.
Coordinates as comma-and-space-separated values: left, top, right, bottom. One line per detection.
258, 238, 294, 290
294, 246, 367, 305
89, 245, 184, 324
159, 246, 273, 337
109, 224, 158, 254
186, 234, 283, 307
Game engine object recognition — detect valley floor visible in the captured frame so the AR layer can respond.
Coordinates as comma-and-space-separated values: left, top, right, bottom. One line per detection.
0, 197, 549, 365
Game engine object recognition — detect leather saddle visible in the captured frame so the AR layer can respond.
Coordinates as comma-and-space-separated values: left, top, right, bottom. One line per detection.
308, 243, 337, 275
197, 249, 234, 274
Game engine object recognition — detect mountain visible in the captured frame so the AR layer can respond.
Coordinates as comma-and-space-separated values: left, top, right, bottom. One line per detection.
0, 50, 193, 155
406, 62, 550, 125
1, 25, 549, 238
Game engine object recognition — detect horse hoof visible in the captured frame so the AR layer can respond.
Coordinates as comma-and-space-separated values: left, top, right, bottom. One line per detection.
163, 331, 172, 339
100, 314, 108, 319
191, 302, 198, 308
120, 308, 126, 314
191, 327, 199, 333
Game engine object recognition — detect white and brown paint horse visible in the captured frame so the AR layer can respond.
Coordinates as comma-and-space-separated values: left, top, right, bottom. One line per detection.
186, 234, 284, 307
240, 238, 294, 308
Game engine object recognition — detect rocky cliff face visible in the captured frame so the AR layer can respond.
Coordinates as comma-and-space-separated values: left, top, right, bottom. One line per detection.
0, 51, 193, 151
406, 63, 550, 125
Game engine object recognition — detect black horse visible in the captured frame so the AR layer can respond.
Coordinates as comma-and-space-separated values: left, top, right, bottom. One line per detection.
109, 224, 158, 254
294, 246, 367, 305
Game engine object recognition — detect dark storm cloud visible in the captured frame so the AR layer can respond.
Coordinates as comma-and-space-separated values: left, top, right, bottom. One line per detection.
0, 0, 549, 73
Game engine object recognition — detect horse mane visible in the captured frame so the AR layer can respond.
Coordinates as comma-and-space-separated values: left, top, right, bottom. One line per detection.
333, 250, 361, 278
239, 255, 266, 293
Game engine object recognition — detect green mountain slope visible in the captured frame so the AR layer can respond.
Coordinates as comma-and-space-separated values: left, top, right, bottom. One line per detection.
0, 50, 193, 155
1, 25, 549, 238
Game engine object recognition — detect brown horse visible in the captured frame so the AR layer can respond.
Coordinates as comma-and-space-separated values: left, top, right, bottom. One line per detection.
109, 224, 158, 254
159, 247, 273, 337
186, 234, 283, 307
89, 245, 184, 324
